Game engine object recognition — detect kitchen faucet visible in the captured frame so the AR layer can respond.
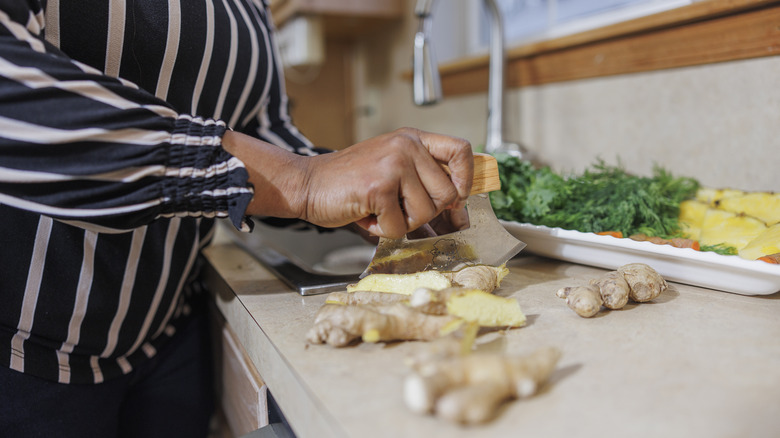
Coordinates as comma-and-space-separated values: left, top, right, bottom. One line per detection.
413, 0, 527, 158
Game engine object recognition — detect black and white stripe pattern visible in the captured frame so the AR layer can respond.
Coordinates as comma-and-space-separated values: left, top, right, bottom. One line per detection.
0, 0, 318, 383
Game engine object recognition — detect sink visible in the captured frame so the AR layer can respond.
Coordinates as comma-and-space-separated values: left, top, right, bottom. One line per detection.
221, 220, 375, 295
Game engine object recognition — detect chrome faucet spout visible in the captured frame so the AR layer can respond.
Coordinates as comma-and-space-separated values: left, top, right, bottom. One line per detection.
413, 0, 441, 106
411, 0, 529, 159
484, 0, 505, 154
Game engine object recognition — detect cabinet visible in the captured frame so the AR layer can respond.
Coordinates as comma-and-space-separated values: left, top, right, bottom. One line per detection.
270, 0, 403, 38
210, 304, 268, 438
269, 0, 403, 149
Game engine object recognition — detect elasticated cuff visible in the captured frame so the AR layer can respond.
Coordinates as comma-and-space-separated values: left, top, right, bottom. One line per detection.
161, 116, 254, 231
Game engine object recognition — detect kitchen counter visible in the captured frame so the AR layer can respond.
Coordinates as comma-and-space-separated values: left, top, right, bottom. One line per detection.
203, 229, 780, 438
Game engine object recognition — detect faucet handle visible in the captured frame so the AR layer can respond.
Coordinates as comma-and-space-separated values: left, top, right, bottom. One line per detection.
413, 17, 441, 106
415, 0, 436, 17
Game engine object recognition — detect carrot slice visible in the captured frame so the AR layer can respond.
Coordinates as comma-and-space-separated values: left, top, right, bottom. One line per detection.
596, 231, 623, 238
669, 238, 700, 251
757, 253, 780, 264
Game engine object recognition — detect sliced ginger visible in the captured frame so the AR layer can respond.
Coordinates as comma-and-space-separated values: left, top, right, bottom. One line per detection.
310, 265, 556, 426
410, 287, 526, 328
347, 270, 452, 295
346, 265, 508, 295
314, 287, 526, 346
310, 264, 523, 347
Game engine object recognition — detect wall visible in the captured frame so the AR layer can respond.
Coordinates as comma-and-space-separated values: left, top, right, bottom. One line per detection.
352, 0, 780, 192
285, 40, 355, 150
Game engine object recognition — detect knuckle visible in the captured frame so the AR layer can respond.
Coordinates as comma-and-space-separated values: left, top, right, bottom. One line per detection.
438, 185, 459, 206
393, 126, 419, 137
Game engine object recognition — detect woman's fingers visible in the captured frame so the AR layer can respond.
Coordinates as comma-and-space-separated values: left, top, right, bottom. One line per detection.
298, 128, 473, 239
415, 129, 474, 203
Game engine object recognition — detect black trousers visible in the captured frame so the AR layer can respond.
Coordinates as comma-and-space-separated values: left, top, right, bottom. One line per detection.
0, 308, 215, 438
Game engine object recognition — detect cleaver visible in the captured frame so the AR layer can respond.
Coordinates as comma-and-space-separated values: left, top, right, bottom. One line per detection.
361, 153, 526, 277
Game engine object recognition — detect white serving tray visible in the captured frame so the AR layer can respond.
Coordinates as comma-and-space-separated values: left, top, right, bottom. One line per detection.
501, 221, 780, 296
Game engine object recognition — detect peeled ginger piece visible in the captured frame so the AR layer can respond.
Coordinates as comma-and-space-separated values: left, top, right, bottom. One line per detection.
445, 289, 525, 327
347, 271, 452, 295
346, 265, 509, 295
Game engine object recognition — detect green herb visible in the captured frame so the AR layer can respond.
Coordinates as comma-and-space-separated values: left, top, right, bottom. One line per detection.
699, 244, 738, 256
490, 155, 700, 239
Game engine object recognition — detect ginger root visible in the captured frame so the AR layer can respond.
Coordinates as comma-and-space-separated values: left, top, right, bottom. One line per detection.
557, 263, 667, 318
444, 265, 509, 291
618, 262, 668, 302
589, 270, 630, 310
310, 264, 522, 347
558, 284, 603, 318
403, 346, 561, 425
312, 287, 525, 347
306, 303, 463, 347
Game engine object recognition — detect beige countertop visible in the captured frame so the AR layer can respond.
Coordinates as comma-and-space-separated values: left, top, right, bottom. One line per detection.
203, 230, 780, 438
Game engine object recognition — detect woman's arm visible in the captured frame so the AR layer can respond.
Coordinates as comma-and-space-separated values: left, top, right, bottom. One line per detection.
223, 127, 474, 239
0, 3, 254, 232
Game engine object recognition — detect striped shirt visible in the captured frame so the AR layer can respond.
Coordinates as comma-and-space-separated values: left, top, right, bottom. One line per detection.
0, 0, 321, 384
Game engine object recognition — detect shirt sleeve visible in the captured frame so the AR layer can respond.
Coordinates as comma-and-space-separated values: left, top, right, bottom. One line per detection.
239, 5, 332, 157
0, 3, 254, 232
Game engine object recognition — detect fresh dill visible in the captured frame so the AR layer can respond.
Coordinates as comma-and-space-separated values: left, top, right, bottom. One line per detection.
490, 155, 701, 239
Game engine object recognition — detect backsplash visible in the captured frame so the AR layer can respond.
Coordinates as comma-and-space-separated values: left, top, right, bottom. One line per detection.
352, 17, 779, 193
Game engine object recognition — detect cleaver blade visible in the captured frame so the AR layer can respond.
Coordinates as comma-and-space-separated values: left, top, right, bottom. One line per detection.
360, 154, 526, 277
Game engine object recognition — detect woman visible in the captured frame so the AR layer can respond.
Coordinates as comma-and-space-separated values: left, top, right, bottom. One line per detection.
0, 1, 473, 436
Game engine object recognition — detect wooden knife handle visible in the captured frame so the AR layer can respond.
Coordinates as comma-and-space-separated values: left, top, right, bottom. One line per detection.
441, 153, 501, 195
470, 153, 501, 195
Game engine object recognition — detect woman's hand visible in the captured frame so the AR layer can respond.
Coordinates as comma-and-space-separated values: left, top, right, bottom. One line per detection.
223, 127, 473, 239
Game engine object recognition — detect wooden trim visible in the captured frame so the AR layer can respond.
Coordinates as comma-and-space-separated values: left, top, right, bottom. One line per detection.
422, 0, 780, 96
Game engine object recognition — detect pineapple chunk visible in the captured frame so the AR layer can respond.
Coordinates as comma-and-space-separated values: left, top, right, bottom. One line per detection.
739, 223, 780, 261
678, 200, 709, 240
699, 209, 766, 250
715, 192, 780, 226
695, 187, 745, 206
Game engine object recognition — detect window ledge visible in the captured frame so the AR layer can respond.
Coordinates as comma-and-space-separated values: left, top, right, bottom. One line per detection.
412, 0, 780, 97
